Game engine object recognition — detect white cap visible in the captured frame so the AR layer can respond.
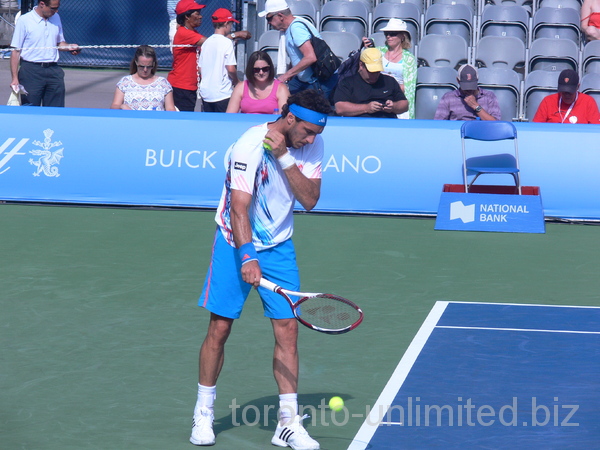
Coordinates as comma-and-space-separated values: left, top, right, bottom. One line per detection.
258, 0, 290, 17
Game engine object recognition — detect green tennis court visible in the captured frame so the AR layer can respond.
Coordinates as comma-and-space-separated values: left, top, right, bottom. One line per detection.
2, 204, 599, 449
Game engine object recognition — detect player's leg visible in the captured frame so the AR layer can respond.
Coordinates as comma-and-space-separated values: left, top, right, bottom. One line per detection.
192, 229, 250, 446
259, 240, 320, 449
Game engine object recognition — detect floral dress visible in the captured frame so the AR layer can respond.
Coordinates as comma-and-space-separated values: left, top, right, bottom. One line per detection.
116, 75, 173, 111
377, 47, 417, 119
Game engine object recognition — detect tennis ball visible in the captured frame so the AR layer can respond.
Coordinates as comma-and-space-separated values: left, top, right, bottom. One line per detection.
329, 396, 344, 412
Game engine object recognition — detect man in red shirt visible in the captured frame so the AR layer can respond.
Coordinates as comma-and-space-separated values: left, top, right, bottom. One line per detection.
533, 69, 600, 124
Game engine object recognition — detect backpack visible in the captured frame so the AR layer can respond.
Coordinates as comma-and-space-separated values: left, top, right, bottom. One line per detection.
295, 21, 341, 81
336, 39, 373, 83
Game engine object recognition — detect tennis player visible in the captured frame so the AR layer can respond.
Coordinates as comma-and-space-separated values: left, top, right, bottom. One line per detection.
191, 89, 331, 449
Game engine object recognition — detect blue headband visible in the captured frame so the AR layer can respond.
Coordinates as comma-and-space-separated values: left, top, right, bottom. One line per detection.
288, 104, 327, 127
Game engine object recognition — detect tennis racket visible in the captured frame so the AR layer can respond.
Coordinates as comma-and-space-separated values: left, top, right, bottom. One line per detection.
259, 278, 363, 334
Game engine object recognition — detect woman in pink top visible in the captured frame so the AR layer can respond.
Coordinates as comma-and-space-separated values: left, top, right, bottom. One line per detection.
226, 51, 290, 114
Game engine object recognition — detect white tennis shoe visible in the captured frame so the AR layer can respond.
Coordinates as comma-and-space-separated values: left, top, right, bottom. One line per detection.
190, 407, 215, 446
271, 414, 320, 450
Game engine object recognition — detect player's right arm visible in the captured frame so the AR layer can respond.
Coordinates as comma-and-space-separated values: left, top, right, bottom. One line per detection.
230, 189, 261, 287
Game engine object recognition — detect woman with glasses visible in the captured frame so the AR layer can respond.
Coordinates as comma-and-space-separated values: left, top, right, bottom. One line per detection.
366, 19, 417, 119
226, 51, 290, 114
111, 45, 176, 111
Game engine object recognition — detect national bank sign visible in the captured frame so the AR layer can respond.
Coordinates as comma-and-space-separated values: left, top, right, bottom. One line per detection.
435, 191, 545, 233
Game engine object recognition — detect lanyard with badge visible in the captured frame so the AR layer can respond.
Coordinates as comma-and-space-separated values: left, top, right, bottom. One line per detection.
558, 93, 578, 123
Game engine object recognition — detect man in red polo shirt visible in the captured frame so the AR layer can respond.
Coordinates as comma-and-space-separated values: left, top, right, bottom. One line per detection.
533, 69, 600, 124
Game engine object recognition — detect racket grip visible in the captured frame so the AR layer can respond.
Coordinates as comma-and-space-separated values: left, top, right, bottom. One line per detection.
259, 278, 279, 292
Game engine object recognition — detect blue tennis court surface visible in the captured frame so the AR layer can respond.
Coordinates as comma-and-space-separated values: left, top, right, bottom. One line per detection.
349, 302, 600, 449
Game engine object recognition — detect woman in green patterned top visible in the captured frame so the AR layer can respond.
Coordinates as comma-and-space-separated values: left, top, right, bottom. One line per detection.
373, 18, 417, 119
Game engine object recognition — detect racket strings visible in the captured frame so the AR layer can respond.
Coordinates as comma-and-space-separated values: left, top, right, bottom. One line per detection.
297, 294, 362, 330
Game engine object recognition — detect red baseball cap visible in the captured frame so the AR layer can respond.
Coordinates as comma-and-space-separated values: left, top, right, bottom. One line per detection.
211, 7, 239, 23
175, 0, 205, 15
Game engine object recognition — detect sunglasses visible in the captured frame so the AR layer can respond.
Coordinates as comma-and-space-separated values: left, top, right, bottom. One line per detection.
253, 66, 270, 74
266, 13, 278, 23
384, 31, 400, 37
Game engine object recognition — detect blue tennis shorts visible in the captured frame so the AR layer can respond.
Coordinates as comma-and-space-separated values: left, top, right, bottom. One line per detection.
198, 229, 299, 319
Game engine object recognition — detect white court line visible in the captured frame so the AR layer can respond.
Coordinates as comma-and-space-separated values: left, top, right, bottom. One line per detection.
437, 325, 600, 335
347, 301, 449, 450
444, 301, 600, 309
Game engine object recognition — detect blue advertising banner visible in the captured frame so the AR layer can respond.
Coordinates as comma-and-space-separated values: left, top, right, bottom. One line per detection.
435, 191, 545, 233
0, 106, 599, 221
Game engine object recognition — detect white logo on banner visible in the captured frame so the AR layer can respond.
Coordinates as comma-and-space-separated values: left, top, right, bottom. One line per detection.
450, 201, 475, 223
0, 137, 29, 175
29, 129, 63, 177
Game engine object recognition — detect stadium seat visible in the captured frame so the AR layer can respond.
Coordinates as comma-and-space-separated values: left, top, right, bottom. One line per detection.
424, 3, 474, 45
528, 38, 579, 73
478, 68, 522, 120
583, 40, 600, 75
321, 31, 362, 62
532, 7, 582, 46
461, 121, 521, 194
415, 66, 458, 119
381, 0, 425, 13
372, 2, 421, 46
257, 30, 285, 68
580, 73, 600, 110
369, 31, 386, 47
485, 0, 533, 16
480, 5, 529, 43
319, 0, 371, 40
475, 36, 525, 75
288, 0, 319, 26
538, 0, 581, 12
417, 34, 468, 69
432, 0, 476, 12
523, 70, 558, 120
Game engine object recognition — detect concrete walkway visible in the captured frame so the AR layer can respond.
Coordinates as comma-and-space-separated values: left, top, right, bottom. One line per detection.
0, 58, 200, 110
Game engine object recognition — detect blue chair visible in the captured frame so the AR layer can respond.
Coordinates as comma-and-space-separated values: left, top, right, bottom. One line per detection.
461, 121, 521, 194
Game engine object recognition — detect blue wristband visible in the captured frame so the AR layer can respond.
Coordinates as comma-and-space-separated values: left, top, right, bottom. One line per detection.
238, 242, 258, 265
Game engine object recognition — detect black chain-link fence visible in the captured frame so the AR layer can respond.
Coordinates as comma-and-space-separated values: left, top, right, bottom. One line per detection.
5, 0, 239, 69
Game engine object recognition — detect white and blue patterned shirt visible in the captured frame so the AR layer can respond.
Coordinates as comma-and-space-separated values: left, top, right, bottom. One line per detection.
116, 75, 173, 110
215, 122, 324, 250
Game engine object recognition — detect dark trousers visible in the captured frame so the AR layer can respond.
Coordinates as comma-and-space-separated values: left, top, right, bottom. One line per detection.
19, 60, 65, 107
172, 87, 197, 112
201, 97, 230, 113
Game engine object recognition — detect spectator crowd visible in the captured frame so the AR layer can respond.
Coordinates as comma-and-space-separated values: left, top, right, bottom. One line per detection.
7, 0, 600, 124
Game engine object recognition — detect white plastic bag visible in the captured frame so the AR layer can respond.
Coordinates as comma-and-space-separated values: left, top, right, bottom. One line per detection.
7, 84, 27, 106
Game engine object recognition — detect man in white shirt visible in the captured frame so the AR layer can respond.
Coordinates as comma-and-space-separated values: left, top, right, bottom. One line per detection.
9, 0, 80, 107
198, 8, 249, 112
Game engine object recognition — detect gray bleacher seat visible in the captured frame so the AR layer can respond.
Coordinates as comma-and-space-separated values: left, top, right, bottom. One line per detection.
288, 0, 319, 26
424, 3, 474, 45
580, 73, 600, 110
381, 0, 424, 14
417, 34, 468, 69
523, 70, 558, 120
538, 0, 581, 11
583, 40, 600, 75
528, 38, 579, 73
415, 66, 458, 119
319, 0, 371, 40
369, 31, 386, 47
257, 30, 283, 67
485, 0, 533, 16
321, 31, 362, 62
478, 68, 521, 120
532, 7, 581, 46
372, 2, 421, 46
432, 0, 476, 12
480, 5, 529, 43
475, 36, 525, 76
